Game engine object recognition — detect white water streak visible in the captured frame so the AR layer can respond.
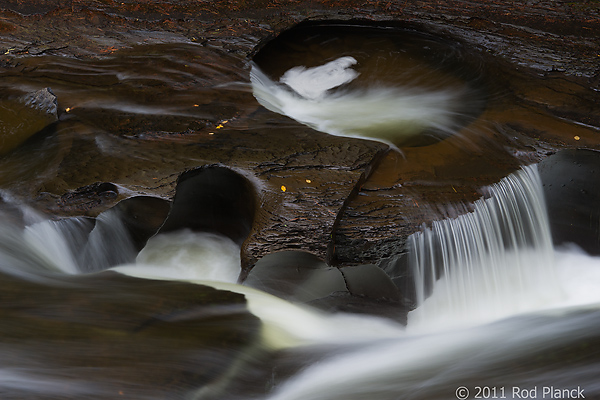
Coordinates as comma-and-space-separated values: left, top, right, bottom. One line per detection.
250, 59, 466, 144
114, 240, 404, 350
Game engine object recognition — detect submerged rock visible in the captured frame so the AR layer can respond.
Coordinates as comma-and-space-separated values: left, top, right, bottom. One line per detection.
0, 88, 58, 155
0, 270, 262, 399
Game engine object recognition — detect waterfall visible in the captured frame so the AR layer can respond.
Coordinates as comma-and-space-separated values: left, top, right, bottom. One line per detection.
0, 202, 137, 278
408, 165, 562, 331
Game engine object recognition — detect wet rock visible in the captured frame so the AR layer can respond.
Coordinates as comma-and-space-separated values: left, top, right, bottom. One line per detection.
20, 87, 58, 117
242, 250, 348, 303
0, 88, 58, 155
340, 264, 401, 302
538, 149, 600, 254
378, 252, 417, 309
159, 165, 256, 246
330, 140, 523, 267
57, 182, 121, 215
109, 196, 171, 252
239, 124, 387, 271
242, 250, 406, 321
0, 0, 597, 274
308, 292, 408, 325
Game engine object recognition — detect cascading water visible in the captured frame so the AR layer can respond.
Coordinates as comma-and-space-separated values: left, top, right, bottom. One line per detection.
0, 204, 137, 277
259, 166, 600, 400
407, 165, 562, 331
2, 166, 600, 400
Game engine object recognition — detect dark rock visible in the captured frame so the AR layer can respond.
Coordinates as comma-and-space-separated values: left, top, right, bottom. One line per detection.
307, 291, 408, 325
239, 128, 387, 271
340, 263, 401, 302
110, 196, 171, 252
0, 269, 262, 398
378, 252, 417, 309
242, 250, 348, 302
159, 165, 256, 246
538, 149, 600, 254
57, 182, 121, 214
0, 88, 58, 155
330, 142, 522, 267
242, 250, 408, 322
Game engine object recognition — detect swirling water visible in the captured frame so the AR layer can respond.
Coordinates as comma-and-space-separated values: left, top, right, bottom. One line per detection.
250, 58, 477, 148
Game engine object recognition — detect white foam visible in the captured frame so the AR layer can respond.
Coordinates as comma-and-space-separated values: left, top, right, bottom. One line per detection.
250, 59, 470, 145
554, 244, 600, 308
113, 230, 241, 284
280, 56, 359, 100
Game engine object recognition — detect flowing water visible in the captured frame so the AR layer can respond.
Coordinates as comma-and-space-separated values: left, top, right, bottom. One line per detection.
407, 165, 560, 332
2, 165, 600, 399
250, 59, 473, 148
0, 28, 599, 400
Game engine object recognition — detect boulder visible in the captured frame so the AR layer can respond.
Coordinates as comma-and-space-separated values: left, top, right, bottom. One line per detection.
538, 149, 600, 254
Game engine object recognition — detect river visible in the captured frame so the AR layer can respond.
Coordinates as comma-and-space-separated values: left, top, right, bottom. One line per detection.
1, 21, 599, 400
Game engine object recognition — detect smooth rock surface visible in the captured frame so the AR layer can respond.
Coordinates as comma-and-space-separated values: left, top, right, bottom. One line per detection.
539, 149, 600, 255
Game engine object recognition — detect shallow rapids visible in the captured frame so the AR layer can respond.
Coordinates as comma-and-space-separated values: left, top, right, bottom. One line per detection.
1, 185, 600, 399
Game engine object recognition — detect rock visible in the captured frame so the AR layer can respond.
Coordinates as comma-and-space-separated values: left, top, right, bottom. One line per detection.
0, 270, 262, 398
538, 149, 600, 254
242, 250, 407, 322
0, 88, 58, 155
340, 263, 401, 302
242, 250, 348, 303
378, 252, 416, 307
20, 87, 58, 118
57, 182, 121, 215
307, 291, 408, 325
159, 165, 256, 246
109, 196, 171, 252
